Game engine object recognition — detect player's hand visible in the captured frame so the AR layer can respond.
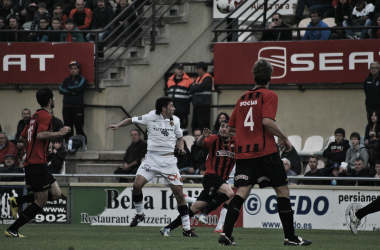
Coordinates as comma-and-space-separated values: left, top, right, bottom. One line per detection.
178, 148, 186, 155
106, 124, 119, 130
375, 174, 380, 178
283, 138, 293, 152
60, 126, 71, 135
203, 128, 211, 138
16, 142, 24, 149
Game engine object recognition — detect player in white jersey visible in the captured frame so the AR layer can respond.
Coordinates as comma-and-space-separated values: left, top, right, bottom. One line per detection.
106, 97, 197, 237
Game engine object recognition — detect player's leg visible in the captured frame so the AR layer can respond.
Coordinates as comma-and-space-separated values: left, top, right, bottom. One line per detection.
130, 174, 148, 227
9, 193, 34, 219
349, 197, 380, 235
215, 202, 229, 233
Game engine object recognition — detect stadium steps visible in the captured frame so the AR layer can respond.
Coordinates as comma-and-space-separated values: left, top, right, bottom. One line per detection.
73, 163, 121, 183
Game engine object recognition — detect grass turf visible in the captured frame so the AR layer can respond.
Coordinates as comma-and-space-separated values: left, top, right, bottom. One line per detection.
1, 224, 378, 250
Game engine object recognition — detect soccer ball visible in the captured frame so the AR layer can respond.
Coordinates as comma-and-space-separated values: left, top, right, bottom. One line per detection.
216, 0, 235, 14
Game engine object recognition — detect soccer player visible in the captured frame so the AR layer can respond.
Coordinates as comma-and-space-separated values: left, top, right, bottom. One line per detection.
349, 198, 380, 236
160, 120, 235, 236
5, 87, 71, 237
218, 59, 312, 246
106, 97, 196, 237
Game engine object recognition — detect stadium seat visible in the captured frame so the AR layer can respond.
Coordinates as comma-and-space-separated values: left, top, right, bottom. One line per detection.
182, 135, 194, 152
288, 135, 302, 152
22, 21, 32, 30
298, 135, 323, 156
303, 160, 325, 174
292, 18, 310, 39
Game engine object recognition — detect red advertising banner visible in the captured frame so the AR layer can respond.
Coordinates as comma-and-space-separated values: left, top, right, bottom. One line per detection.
0, 43, 94, 84
214, 40, 378, 85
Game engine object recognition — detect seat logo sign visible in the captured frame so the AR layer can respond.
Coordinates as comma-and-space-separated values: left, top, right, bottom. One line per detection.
244, 194, 261, 215
258, 47, 286, 79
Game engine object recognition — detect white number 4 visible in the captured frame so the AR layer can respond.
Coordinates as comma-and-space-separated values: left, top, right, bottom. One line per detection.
244, 107, 254, 131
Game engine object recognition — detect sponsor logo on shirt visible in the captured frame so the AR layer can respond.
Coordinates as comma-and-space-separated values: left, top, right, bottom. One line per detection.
170, 121, 174, 126
240, 100, 257, 106
216, 150, 235, 158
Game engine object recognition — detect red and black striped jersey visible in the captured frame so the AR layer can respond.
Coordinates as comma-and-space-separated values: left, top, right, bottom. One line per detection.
203, 135, 236, 181
229, 87, 278, 159
21, 109, 52, 166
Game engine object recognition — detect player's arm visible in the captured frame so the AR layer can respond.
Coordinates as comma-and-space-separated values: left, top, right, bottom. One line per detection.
37, 126, 71, 140
176, 137, 186, 155
106, 118, 132, 130
262, 118, 292, 148
196, 128, 211, 147
228, 127, 236, 133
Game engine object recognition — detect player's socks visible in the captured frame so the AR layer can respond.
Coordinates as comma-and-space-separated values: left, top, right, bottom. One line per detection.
215, 204, 228, 231
223, 195, 245, 237
356, 197, 380, 220
166, 209, 194, 230
15, 194, 35, 206
277, 197, 296, 240
203, 193, 229, 215
184, 194, 197, 204
132, 192, 144, 214
178, 205, 191, 231
8, 202, 42, 231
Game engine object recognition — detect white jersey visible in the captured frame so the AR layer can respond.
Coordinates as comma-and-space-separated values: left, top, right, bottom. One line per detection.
132, 110, 183, 154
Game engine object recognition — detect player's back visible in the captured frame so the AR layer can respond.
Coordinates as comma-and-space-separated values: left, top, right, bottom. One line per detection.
229, 87, 278, 159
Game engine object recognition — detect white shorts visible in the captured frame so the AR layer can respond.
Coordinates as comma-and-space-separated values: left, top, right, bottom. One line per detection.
136, 152, 183, 186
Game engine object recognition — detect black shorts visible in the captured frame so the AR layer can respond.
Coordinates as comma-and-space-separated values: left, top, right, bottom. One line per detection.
25, 164, 56, 192
197, 174, 226, 202
234, 152, 288, 189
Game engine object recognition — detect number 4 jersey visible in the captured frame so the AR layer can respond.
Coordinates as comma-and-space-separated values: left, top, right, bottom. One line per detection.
228, 87, 278, 159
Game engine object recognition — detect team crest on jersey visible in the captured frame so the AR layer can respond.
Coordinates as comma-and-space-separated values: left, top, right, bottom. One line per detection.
170, 121, 174, 126
230, 143, 234, 148
141, 165, 151, 172
138, 116, 142, 120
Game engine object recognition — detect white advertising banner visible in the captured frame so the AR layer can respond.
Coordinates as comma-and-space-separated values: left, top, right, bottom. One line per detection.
213, 0, 297, 20
243, 188, 380, 231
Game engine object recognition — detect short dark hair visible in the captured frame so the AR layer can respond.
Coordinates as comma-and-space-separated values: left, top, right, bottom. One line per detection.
155, 97, 173, 115
309, 156, 318, 162
220, 120, 229, 127
54, 3, 63, 9
354, 0, 364, 5
38, 2, 47, 9
350, 132, 360, 141
8, 15, 18, 22
273, 13, 282, 19
39, 15, 49, 22
354, 157, 364, 164
130, 129, 141, 136
193, 128, 202, 134
253, 59, 273, 85
65, 17, 75, 25
375, 160, 380, 165
36, 87, 54, 107
309, 10, 321, 17
22, 108, 31, 115
53, 137, 63, 144
51, 16, 62, 23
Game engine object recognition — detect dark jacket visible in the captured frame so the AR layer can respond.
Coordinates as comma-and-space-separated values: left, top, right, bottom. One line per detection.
344, 168, 374, 186
278, 145, 302, 175
0, 164, 24, 181
52, 116, 64, 132
189, 73, 212, 106
364, 73, 380, 113
15, 119, 30, 143
48, 27, 62, 42
335, 2, 353, 26
261, 22, 292, 41
189, 142, 208, 171
302, 169, 325, 185
323, 139, 350, 166
6, 25, 28, 42
123, 139, 147, 167
47, 145, 66, 174
91, 6, 114, 30
59, 75, 87, 106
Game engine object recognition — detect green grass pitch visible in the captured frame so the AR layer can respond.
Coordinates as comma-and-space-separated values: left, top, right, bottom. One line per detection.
1, 224, 378, 250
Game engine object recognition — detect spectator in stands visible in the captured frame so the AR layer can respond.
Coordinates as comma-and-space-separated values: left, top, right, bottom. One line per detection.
344, 157, 373, 186
60, 17, 84, 42
189, 62, 212, 134
345, 132, 369, 172
289, 0, 334, 25
6, 15, 27, 41
261, 13, 292, 41
166, 63, 192, 135
86, 0, 114, 57
302, 11, 331, 40
374, 160, 380, 185
47, 137, 66, 174
51, 109, 64, 132
31, 14, 50, 41
302, 156, 325, 185
364, 62, 380, 119
334, 0, 353, 38
371, 12, 380, 38
212, 112, 229, 135
175, 140, 191, 172
59, 61, 87, 143
364, 110, 380, 167
323, 128, 350, 174
277, 137, 302, 174
15, 108, 30, 148
0, 0, 19, 26
343, 0, 374, 39
112, 0, 139, 44
282, 158, 298, 185
59, 0, 75, 17
0, 132, 18, 165
69, 0, 92, 30
52, 3, 67, 28
0, 16, 6, 41
29, 2, 50, 31
24, 0, 42, 21
329, 163, 346, 185
85, 0, 112, 10
48, 16, 62, 41
188, 128, 208, 174
114, 129, 147, 182
0, 154, 23, 181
